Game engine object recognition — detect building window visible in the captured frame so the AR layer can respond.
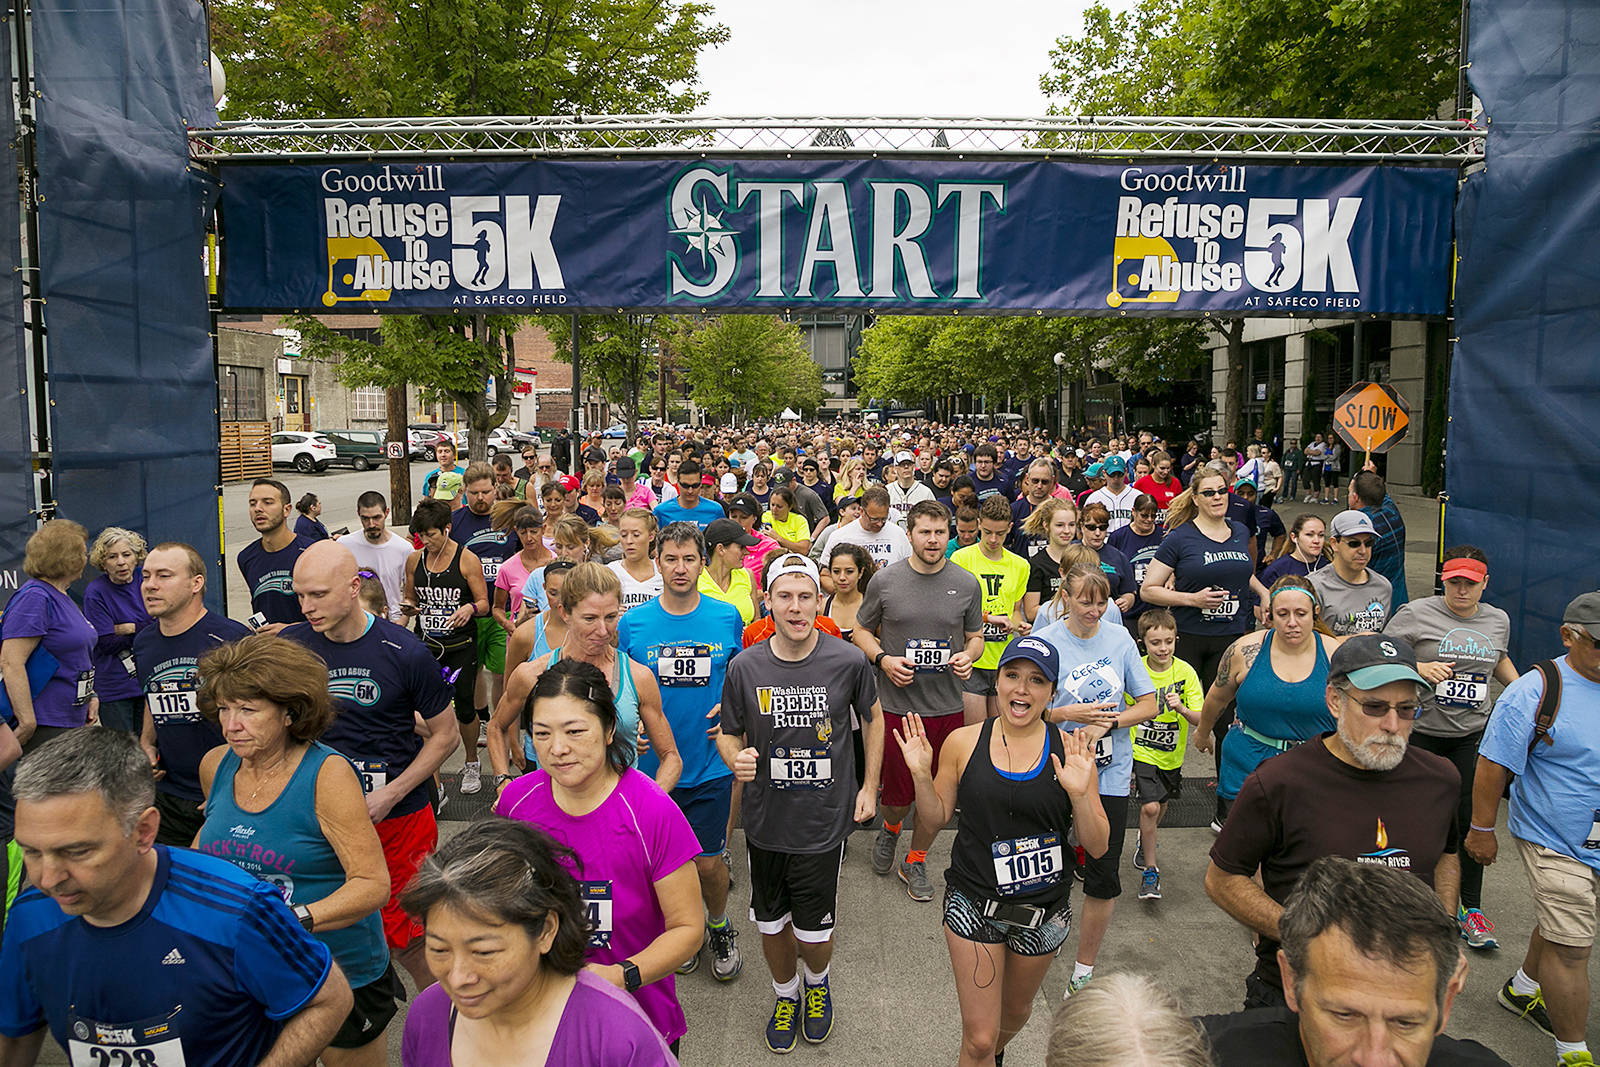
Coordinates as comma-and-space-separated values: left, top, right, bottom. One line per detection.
351, 386, 385, 421
219, 364, 266, 421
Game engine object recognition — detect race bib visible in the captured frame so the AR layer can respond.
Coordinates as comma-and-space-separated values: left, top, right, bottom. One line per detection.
580, 881, 613, 948
1584, 810, 1600, 851
421, 605, 456, 636
147, 687, 200, 723
120, 650, 138, 677
1201, 595, 1239, 622
67, 1009, 186, 1067
769, 745, 832, 790
905, 639, 952, 672
352, 761, 388, 793
1133, 561, 1149, 584
481, 559, 501, 582
991, 832, 1064, 896
1434, 672, 1488, 709
1093, 735, 1113, 768
75, 669, 95, 707
1139, 721, 1179, 752
981, 619, 1010, 643
656, 643, 711, 687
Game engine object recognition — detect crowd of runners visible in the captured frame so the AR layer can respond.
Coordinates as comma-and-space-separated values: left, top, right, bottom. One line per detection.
0, 418, 1594, 1066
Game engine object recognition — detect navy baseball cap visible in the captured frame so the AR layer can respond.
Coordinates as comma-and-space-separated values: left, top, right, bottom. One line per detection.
1328, 634, 1428, 690
997, 636, 1059, 680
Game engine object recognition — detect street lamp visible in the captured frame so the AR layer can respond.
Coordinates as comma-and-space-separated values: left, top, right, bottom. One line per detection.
1053, 352, 1066, 440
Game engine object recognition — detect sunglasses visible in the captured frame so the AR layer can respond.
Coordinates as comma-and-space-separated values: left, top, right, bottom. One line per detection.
1341, 537, 1376, 549
1342, 692, 1422, 719
1080, 522, 1108, 531
1196, 488, 1228, 498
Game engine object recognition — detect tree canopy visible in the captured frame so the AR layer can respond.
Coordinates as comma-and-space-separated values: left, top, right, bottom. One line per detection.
666, 315, 826, 421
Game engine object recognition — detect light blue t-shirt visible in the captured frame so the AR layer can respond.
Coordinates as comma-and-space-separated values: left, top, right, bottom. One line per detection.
1479, 655, 1600, 872
518, 565, 554, 615
1033, 618, 1154, 798
617, 595, 743, 789
1035, 595, 1123, 631
652, 495, 726, 530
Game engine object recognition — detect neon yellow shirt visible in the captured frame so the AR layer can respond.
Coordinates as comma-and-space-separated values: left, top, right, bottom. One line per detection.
1130, 655, 1203, 771
763, 510, 812, 548
950, 544, 1031, 669
698, 567, 755, 625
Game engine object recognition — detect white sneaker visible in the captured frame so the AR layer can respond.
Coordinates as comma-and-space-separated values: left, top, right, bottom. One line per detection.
477, 721, 489, 747
460, 761, 483, 795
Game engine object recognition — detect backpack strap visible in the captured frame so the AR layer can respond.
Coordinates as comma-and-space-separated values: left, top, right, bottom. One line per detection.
1528, 659, 1563, 755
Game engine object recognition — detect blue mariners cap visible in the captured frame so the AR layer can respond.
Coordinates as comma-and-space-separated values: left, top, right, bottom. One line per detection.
997, 635, 1059, 680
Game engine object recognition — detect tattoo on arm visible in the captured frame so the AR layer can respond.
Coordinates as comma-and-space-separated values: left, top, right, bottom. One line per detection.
1215, 643, 1237, 687
1240, 640, 1261, 673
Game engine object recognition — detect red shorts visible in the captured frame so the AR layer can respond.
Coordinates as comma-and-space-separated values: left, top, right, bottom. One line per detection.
881, 711, 965, 809
376, 805, 438, 949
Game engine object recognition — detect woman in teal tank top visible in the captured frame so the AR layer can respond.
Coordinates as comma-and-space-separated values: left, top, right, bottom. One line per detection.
192, 634, 396, 1061
1196, 577, 1345, 809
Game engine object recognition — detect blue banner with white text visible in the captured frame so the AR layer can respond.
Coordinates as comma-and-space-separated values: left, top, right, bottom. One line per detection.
220, 160, 1455, 318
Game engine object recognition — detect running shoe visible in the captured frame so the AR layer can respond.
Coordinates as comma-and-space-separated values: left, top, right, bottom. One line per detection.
1066, 972, 1093, 996
1130, 831, 1151, 871
1559, 1052, 1594, 1066
708, 923, 742, 982
1458, 906, 1499, 950
477, 720, 488, 747
871, 826, 899, 876
1208, 818, 1224, 835
802, 976, 834, 1043
459, 761, 482, 795
899, 857, 934, 902
676, 938, 702, 976
721, 847, 736, 889
1139, 867, 1162, 901
766, 994, 800, 1054
1497, 976, 1554, 1037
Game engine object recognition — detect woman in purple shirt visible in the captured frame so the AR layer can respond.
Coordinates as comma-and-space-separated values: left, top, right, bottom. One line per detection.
400, 818, 678, 1067
0, 520, 96, 750
81, 527, 153, 735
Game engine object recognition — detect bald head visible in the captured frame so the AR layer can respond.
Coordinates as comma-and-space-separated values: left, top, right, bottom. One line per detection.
292, 540, 362, 635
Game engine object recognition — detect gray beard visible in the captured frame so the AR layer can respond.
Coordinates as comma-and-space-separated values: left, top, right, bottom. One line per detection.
1337, 715, 1408, 772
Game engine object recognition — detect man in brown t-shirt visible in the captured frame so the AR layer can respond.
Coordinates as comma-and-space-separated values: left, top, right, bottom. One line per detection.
1206, 634, 1462, 1009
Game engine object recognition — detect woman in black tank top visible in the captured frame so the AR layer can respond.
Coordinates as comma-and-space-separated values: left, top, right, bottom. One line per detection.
894, 637, 1107, 1066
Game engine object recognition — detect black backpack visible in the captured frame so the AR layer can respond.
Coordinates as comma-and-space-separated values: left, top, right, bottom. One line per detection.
1527, 659, 1563, 756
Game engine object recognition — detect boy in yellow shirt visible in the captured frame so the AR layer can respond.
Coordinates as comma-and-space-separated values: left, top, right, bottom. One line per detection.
1129, 608, 1203, 900
950, 495, 1031, 723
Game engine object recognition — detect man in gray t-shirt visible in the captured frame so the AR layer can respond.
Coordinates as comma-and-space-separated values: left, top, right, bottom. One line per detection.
1310, 510, 1394, 635
852, 500, 983, 900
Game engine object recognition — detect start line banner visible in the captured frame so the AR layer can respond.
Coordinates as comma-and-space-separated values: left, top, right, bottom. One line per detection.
218, 159, 1455, 317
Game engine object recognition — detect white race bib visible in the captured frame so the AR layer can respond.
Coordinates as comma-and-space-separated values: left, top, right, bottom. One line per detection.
481, 560, 501, 582
147, 688, 200, 722
981, 619, 1010, 643
1139, 721, 1179, 752
656, 643, 711, 687
991, 832, 1064, 896
1585, 810, 1599, 851
1433, 673, 1488, 709
352, 761, 388, 793
1201, 595, 1240, 621
67, 1010, 186, 1067
905, 639, 952, 672
75, 669, 95, 706
769, 745, 832, 790
1093, 735, 1114, 768
580, 881, 613, 948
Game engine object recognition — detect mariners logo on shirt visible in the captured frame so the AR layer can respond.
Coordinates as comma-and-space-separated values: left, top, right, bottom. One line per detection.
328, 667, 383, 707
1355, 817, 1411, 871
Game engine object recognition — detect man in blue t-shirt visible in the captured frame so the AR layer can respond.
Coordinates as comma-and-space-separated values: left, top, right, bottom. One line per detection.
133, 541, 250, 847
236, 478, 313, 630
1470, 593, 1600, 1062
618, 521, 744, 982
0, 729, 351, 1065
653, 458, 726, 530
969, 443, 1014, 502
283, 541, 456, 988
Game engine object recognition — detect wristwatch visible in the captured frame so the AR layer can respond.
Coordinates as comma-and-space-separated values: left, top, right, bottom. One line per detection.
621, 959, 642, 992
495, 773, 515, 786
873, 650, 889, 669
292, 904, 315, 932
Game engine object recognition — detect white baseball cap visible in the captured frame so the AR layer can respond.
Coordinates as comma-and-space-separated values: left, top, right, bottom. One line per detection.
766, 553, 821, 592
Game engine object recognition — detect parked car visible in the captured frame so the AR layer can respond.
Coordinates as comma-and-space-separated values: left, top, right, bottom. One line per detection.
601, 423, 628, 439
271, 432, 337, 473
479, 427, 539, 455
407, 424, 448, 460
320, 428, 385, 471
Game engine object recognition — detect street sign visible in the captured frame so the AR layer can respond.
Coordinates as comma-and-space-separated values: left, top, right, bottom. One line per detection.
1332, 381, 1410, 454
384, 440, 404, 460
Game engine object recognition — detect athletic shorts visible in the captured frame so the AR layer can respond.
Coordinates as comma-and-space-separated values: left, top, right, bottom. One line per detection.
431, 639, 480, 723
475, 615, 508, 674
747, 841, 843, 943
672, 776, 734, 856
376, 805, 439, 949
1515, 836, 1600, 948
329, 963, 403, 1049
882, 710, 964, 808
1081, 793, 1129, 900
942, 884, 1072, 956
153, 788, 207, 848
1133, 762, 1183, 805
961, 666, 998, 697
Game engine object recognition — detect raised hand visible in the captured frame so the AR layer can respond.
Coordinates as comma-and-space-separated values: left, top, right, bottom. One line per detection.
1052, 730, 1097, 798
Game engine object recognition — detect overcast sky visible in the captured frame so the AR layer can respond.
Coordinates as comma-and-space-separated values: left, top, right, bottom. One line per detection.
695, 0, 1121, 118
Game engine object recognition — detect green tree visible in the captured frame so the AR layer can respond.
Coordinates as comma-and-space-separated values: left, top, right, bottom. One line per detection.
540, 313, 669, 441
668, 315, 824, 422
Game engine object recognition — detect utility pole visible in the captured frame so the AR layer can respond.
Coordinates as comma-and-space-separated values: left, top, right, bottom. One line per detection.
386, 385, 410, 524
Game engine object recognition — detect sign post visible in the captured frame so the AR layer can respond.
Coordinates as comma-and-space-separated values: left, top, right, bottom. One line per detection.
1332, 381, 1410, 465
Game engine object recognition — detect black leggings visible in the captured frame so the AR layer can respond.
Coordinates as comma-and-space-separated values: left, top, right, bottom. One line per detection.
1411, 729, 1486, 910
1177, 631, 1241, 822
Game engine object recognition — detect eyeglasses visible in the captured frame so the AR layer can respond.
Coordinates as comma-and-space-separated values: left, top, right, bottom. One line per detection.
1080, 522, 1108, 531
538, 464, 553, 471
1343, 692, 1422, 720
1341, 537, 1375, 549
1195, 488, 1228, 498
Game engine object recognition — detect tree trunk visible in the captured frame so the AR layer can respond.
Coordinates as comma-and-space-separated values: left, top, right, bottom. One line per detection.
1223, 318, 1247, 447
386, 385, 411, 525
